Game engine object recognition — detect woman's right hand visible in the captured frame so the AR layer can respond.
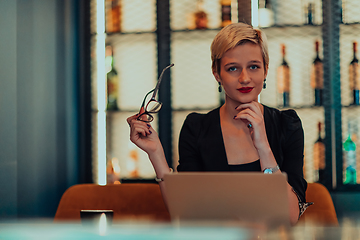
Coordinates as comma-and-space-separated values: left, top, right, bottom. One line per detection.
126, 107, 162, 156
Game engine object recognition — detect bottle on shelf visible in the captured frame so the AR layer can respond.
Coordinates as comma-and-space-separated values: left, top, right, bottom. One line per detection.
277, 44, 290, 107
340, 0, 344, 23
106, 157, 121, 184
305, 2, 314, 25
313, 121, 325, 183
105, 0, 121, 33
127, 142, 139, 178
343, 122, 357, 184
220, 0, 232, 28
349, 41, 360, 105
310, 40, 324, 106
106, 45, 119, 110
194, 0, 208, 29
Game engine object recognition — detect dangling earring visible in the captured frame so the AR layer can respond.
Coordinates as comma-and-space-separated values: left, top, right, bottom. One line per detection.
218, 82, 222, 92
263, 79, 267, 89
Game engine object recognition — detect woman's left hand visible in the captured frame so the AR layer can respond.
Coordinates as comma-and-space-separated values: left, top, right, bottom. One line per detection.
234, 101, 269, 150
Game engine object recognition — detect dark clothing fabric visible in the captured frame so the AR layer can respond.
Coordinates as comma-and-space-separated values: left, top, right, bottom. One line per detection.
228, 160, 261, 172
177, 105, 307, 203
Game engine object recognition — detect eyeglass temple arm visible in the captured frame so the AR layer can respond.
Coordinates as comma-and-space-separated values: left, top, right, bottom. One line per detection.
141, 89, 155, 108
151, 63, 174, 99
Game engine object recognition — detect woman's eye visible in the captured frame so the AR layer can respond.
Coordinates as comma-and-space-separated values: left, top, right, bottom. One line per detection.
250, 65, 259, 70
228, 66, 237, 72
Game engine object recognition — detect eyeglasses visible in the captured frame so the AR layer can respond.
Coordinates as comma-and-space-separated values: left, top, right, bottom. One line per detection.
137, 64, 174, 122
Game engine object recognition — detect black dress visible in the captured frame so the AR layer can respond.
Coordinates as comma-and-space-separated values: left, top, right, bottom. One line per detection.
177, 105, 308, 203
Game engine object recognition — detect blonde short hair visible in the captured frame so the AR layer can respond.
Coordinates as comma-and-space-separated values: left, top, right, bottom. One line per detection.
211, 23, 269, 75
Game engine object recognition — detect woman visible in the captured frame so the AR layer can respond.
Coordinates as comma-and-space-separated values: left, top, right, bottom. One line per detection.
127, 23, 309, 225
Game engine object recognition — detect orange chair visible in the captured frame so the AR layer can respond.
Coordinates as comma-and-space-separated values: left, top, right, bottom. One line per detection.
298, 182, 338, 226
54, 183, 170, 222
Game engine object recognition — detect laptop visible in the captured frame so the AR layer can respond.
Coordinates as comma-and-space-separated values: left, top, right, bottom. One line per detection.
163, 172, 290, 227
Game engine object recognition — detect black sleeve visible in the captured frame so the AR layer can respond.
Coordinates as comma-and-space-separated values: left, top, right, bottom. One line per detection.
177, 113, 203, 172
280, 109, 308, 203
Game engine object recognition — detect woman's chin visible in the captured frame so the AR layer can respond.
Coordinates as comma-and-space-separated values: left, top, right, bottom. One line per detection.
225, 94, 258, 105
236, 98, 258, 104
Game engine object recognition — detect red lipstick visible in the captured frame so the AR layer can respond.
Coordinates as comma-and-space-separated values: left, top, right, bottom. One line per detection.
238, 87, 254, 93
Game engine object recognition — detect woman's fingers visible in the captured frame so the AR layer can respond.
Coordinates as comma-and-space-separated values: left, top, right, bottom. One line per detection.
127, 113, 153, 144
126, 107, 162, 154
235, 102, 263, 125
130, 120, 152, 137
127, 107, 147, 125
127, 107, 152, 129
234, 108, 258, 124
233, 102, 270, 150
134, 128, 148, 138
127, 113, 139, 126
235, 101, 262, 116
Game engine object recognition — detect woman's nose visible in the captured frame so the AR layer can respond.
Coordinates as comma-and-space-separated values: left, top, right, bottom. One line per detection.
238, 69, 250, 84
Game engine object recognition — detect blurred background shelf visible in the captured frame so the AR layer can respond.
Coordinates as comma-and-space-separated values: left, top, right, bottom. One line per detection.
90, 0, 360, 191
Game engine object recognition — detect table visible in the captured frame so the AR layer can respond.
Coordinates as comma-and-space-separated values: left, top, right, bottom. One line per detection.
1, 219, 360, 240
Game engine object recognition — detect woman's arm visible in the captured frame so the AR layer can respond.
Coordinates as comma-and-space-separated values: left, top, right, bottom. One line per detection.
279, 109, 308, 222
234, 102, 301, 225
126, 109, 172, 208
256, 147, 300, 225
127, 110, 204, 209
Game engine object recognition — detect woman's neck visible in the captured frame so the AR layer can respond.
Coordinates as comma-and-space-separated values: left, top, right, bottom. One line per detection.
221, 102, 239, 121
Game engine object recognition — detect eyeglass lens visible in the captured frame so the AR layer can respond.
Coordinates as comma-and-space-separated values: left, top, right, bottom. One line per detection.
143, 114, 153, 122
146, 100, 162, 113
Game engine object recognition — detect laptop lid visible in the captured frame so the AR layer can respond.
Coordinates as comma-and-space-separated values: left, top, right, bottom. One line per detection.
163, 172, 290, 227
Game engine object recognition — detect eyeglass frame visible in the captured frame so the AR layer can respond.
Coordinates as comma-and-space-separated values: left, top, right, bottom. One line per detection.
136, 63, 174, 123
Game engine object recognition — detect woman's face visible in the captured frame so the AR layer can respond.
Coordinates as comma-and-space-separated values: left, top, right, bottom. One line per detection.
214, 42, 267, 104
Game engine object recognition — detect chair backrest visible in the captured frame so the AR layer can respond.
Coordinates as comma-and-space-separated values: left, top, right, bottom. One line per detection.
298, 182, 338, 226
54, 183, 170, 222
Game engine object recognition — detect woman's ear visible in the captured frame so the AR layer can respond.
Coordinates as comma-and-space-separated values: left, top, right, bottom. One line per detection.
213, 71, 221, 83
264, 65, 269, 79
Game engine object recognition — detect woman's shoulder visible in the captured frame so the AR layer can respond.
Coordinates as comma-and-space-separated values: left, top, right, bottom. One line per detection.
184, 107, 220, 124
263, 105, 302, 130
180, 107, 220, 138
